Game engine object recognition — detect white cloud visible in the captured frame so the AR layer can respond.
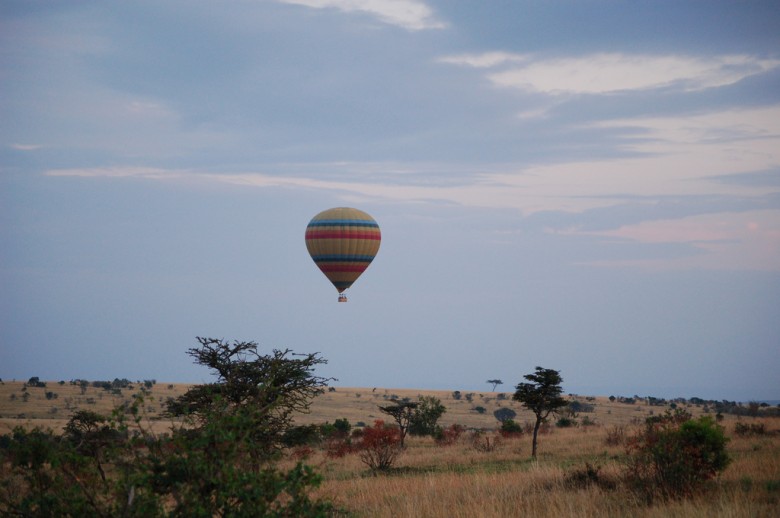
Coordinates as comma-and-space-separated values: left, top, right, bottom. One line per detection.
278, 0, 445, 30
441, 52, 780, 95
10, 143, 43, 151
437, 52, 529, 68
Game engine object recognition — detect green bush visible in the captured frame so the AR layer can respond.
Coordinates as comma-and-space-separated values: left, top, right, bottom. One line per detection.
556, 416, 577, 428
333, 418, 352, 436
626, 409, 730, 500
499, 419, 523, 437
408, 396, 446, 437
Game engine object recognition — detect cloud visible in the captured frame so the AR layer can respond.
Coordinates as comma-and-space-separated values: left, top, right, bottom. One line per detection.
45, 103, 780, 271
441, 52, 780, 95
46, 167, 186, 180
10, 143, 43, 151
580, 209, 780, 271
45, 105, 780, 211
278, 0, 445, 30
438, 52, 529, 68
590, 106, 780, 147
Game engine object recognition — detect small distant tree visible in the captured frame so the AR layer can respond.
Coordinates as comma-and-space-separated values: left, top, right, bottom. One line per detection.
493, 407, 517, 423
27, 376, 46, 388
487, 379, 503, 391
513, 366, 567, 457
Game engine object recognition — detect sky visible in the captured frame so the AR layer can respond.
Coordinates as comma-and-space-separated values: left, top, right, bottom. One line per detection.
2, 1, 779, 402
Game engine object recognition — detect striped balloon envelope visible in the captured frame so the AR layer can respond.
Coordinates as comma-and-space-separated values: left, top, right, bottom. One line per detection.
305, 207, 381, 302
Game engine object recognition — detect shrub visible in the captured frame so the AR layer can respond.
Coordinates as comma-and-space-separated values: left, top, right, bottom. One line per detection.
434, 424, 465, 446
333, 417, 351, 436
499, 419, 523, 437
283, 424, 322, 447
734, 422, 766, 436
473, 406, 486, 414
470, 430, 501, 452
564, 463, 616, 490
568, 400, 595, 413
408, 396, 446, 437
1, 414, 334, 517
625, 409, 730, 500
356, 420, 402, 471
325, 437, 354, 459
556, 416, 577, 428
605, 425, 626, 446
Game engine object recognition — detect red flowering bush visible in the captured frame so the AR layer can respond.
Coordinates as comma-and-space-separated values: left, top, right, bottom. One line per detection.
355, 420, 402, 471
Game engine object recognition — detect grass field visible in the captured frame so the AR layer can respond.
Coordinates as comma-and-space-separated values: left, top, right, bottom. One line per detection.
1, 380, 778, 516
0, 380, 702, 434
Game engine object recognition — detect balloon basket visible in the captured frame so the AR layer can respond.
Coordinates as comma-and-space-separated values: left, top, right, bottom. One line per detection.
338, 294, 348, 302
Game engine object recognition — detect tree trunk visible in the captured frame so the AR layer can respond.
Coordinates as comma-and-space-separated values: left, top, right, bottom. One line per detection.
531, 417, 541, 457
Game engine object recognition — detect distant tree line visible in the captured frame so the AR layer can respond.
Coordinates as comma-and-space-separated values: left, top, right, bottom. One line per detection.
607, 394, 779, 417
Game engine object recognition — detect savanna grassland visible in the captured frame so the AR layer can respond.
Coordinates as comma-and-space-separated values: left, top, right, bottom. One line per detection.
1, 380, 779, 517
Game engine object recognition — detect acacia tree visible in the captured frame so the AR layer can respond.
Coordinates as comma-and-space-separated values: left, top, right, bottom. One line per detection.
513, 366, 567, 457
487, 379, 503, 391
378, 401, 418, 447
167, 337, 332, 458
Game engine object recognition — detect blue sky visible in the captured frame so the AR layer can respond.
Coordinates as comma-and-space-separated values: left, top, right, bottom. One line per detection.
2, 1, 779, 401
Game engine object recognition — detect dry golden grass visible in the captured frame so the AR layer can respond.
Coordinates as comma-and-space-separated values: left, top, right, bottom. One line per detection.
0, 380, 192, 435
300, 423, 780, 518
2, 380, 778, 516
0, 381, 701, 434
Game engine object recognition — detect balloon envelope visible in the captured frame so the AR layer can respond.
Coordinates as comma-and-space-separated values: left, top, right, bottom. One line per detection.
305, 207, 381, 295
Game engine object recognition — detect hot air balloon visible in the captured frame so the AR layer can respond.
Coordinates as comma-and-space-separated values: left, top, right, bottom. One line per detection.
305, 207, 381, 302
